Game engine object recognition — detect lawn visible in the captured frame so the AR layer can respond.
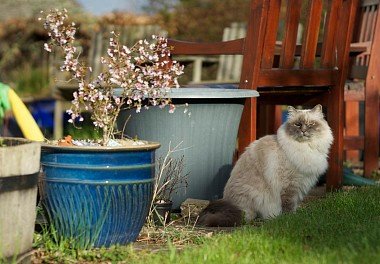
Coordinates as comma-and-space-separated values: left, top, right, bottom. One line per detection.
33, 186, 380, 263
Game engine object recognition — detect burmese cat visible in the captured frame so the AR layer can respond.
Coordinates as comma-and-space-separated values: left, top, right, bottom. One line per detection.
198, 105, 333, 227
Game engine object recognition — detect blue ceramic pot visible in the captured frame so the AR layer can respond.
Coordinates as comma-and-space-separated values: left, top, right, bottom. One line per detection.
39, 142, 159, 248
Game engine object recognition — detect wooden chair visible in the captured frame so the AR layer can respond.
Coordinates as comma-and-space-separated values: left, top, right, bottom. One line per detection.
344, 0, 380, 177
256, 0, 379, 177
173, 22, 245, 84
187, 22, 304, 84
167, 0, 359, 190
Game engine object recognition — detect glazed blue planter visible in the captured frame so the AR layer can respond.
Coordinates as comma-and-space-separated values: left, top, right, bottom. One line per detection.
40, 142, 159, 248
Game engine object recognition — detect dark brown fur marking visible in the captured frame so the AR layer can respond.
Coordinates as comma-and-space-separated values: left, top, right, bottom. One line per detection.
281, 189, 298, 212
197, 199, 243, 227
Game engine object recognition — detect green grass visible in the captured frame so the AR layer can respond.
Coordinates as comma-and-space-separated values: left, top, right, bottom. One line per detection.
63, 112, 102, 140
12, 65, 50, 98
33, 186, 380, 263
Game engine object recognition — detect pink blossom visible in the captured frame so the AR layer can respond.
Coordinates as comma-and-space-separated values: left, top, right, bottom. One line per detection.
41, 9, 184, 145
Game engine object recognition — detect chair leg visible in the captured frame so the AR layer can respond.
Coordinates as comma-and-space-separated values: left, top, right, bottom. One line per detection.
363, 88, 379, 177
274, 105, 283, 131
238, 97, 257, 155
326, 93, 344, 190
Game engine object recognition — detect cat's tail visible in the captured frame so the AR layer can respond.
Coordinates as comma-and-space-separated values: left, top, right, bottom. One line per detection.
197, 199, 243, 227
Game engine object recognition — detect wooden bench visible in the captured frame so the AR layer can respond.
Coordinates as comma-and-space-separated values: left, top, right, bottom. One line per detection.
184, 22, 303, 84
344, 0, 380, 177
167, 0, 359, 190
257, 1, 380, 179
173, 22, 245, 84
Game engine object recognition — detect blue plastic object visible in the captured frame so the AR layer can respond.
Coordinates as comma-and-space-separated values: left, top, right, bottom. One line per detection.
28, 98, 55, 130
40, 143, 159, 248
343, 167, 378, 186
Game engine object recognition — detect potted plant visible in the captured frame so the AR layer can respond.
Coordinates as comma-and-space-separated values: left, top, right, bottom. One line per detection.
38, 9, 183, 248
0, 137, 40, 263
147, 143, 189, 226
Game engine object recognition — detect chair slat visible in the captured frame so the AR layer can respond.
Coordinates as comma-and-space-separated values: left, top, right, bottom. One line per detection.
167, 39, 244, 55
364, 5, 374, 41
368, 6, 379, 66
369, 5, 378, 40
363, 5, 376, 65
239, 0, 271, 89
359, 6, 370, 42
261, 0, 282, 69
300, 0, 323, 69
362, 0, 380, 7
280, 0, 302, 69
320, 0, 341, 68
258, 69, 336, 86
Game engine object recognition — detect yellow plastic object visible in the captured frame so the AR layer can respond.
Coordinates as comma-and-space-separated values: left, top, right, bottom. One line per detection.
8, 88, 44, 141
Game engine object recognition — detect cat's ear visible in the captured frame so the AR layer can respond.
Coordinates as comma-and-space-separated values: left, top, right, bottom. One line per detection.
311, 104, 324, 118
287, 106, 296, 115
287, 106, 297, 119
312, 104, 323, 113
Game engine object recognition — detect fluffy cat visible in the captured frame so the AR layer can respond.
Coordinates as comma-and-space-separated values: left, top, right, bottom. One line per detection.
197, 105, 333, 227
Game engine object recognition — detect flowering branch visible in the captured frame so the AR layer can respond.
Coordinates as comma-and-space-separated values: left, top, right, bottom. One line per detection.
40, 9, 184, 145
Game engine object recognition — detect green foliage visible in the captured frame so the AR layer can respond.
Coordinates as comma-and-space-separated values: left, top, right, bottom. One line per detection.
63, 112, 102, 140
64, 123, 102, 140
0, 0, 84, 23
34, 227, 136, 263
146, 0, 251, 42
11, 65, 50, 97
0, 14, 95, 97
34, 186, 380, 263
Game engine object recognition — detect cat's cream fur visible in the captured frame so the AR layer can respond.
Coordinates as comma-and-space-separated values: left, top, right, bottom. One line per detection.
223, 105, 333, 221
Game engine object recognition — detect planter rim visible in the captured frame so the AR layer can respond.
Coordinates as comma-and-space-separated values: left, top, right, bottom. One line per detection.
114, 87, 259, 99
0, 137, 39, 145
41, 141, 160, 152
0, 137, 41, 180
154, 200, 173, 205
169, 88, 259, 98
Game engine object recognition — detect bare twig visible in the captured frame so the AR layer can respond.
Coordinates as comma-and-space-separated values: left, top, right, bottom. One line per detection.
147, 141, 189, 227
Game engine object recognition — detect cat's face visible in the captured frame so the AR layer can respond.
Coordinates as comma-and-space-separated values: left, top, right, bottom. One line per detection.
284, 105, 326, 142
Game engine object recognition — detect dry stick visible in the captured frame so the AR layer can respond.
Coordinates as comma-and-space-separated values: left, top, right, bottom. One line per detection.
120, 114, 131, 140
148, 141, 187, 226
